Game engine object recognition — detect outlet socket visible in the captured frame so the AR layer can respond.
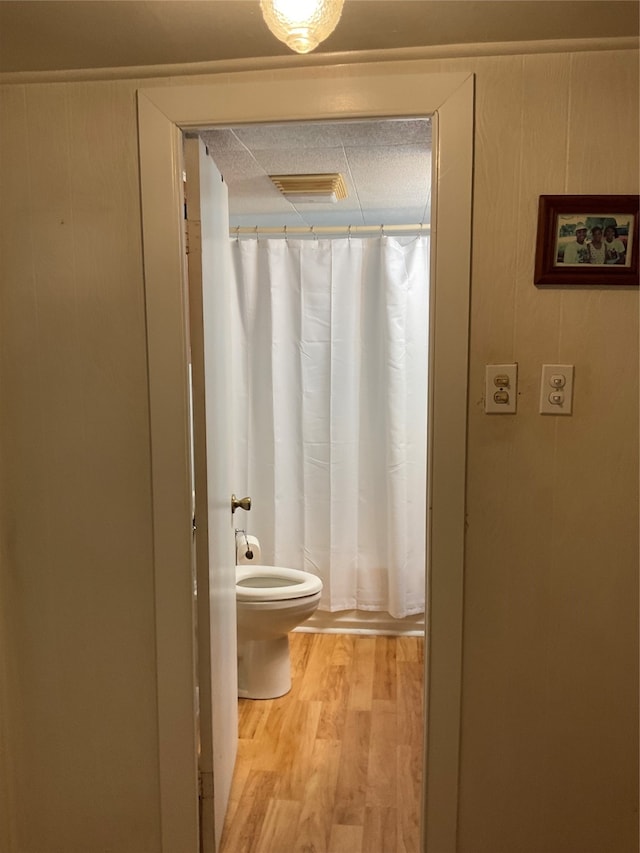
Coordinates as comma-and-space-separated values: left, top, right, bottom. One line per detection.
539, 364, 574, 415
485, 364, 517, 414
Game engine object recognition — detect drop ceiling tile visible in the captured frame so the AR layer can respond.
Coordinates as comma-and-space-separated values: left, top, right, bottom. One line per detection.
293, 209, 367, 228
205, 148, 264, 184
289, 199, 362, 216
362, 206, 430, 226
347, 145, 431, 210
200, 128, 246, 151
338, 119, 432, 147
250, 146, 351, 178
234, 123, 345, 150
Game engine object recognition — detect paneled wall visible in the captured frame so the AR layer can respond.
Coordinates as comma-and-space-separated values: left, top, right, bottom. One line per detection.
0, 46, 638, 853
0, 81, 162, 850
457, 49, 639, 853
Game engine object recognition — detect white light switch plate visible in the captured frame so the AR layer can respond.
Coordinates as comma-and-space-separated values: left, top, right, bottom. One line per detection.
539, 364, 574, 415
485, 363, 517, 413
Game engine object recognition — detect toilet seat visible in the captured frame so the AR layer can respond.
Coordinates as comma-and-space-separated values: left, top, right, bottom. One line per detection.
236, 565, 322, 602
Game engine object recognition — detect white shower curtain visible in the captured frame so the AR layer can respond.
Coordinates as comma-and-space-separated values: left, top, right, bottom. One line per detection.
230, 235, 429, 618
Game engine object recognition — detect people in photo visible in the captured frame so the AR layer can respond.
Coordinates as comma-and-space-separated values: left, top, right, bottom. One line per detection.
604, 223, 626, 265
587, 225, 606, 264
562, 222, 589, 264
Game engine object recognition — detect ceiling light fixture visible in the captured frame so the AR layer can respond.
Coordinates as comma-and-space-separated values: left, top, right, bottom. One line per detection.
259, 0, 345, 54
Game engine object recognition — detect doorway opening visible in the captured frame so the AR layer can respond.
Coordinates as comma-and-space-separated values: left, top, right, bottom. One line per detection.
191, 117, 431, 850
137, 66, 473, 853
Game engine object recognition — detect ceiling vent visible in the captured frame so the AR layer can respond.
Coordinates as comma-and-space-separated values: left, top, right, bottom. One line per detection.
269, 173, 347, 204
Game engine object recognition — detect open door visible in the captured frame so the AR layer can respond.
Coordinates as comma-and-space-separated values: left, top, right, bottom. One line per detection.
184, 136, 238, 852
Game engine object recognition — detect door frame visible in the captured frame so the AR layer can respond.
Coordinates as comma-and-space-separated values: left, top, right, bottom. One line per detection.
137, 63, 473, 853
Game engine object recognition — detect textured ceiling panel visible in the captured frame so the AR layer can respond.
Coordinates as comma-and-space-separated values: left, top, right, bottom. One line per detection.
251, 147, 352, 181
200, 118, 432, 229
234, 123, 347, 151
339, 119, 433, 148
347, 145, 431, 207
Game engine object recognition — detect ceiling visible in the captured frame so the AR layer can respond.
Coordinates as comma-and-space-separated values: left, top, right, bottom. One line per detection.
2, 1, 636, 229
200, 119, 432, 229
0, 1, 637, 74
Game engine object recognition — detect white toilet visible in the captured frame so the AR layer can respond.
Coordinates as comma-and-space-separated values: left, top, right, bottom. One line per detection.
235, 533, 322, 699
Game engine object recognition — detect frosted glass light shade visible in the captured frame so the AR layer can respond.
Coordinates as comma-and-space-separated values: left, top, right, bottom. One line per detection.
259, 0, 345, 54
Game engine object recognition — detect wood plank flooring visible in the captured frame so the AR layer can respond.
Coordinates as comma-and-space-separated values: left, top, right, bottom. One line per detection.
219, 632, 424, 853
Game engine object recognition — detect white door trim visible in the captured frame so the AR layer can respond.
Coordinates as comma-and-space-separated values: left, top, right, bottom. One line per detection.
137, 63, 473, 853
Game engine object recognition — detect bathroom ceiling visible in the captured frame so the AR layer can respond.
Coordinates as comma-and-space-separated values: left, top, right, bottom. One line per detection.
199, 118, 432, 229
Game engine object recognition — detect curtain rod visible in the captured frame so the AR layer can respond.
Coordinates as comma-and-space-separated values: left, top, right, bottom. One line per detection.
230, 223, 430, 237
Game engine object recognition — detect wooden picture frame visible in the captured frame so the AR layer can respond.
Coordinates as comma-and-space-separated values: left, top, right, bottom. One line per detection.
534, 194, 639, 287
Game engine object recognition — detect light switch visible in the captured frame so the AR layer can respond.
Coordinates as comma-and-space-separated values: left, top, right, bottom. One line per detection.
539, 364, 574, 415
485, 364, 517, 413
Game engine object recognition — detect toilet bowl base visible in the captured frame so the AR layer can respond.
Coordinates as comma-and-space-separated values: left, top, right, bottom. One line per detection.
237, 635, 291, 699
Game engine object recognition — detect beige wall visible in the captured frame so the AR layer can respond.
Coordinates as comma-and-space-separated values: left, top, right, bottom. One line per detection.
0, 46, 638, 852
0, 80, 162, 850
457, 49, 639, 853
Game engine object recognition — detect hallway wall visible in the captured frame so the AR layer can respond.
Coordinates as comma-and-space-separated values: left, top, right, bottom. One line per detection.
455, 48, 639, 853
0, 79, 162, 851
0, 45, 638, 852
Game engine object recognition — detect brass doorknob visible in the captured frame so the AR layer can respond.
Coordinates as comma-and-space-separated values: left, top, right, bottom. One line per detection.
231, 494, 251, 514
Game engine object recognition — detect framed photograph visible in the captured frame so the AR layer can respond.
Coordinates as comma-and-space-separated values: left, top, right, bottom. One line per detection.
534, 194, 639, 287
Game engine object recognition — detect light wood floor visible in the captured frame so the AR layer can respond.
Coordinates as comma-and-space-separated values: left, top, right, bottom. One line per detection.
219, 631, 424, 853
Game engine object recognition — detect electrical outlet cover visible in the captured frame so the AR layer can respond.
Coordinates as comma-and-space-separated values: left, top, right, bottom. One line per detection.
485, 363, 517, 414
539, 364, 574, 415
